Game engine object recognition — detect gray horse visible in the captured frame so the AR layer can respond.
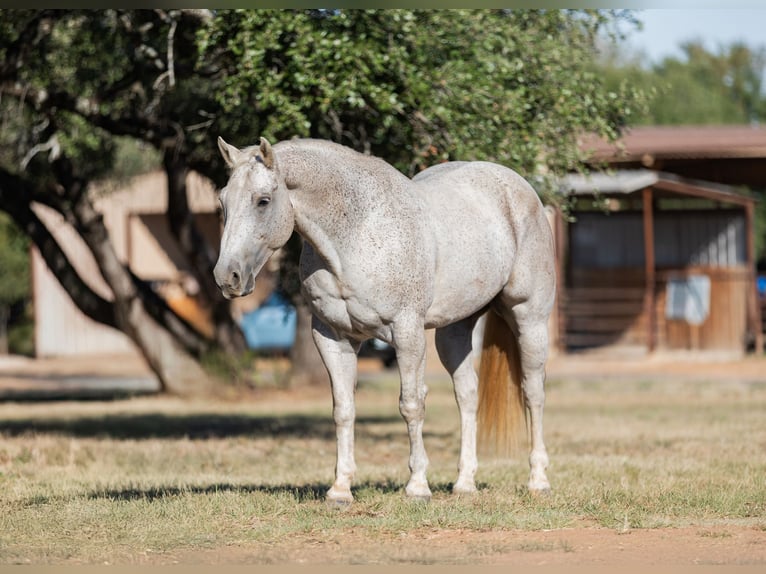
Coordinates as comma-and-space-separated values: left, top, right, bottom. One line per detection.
214, 137, 556, 505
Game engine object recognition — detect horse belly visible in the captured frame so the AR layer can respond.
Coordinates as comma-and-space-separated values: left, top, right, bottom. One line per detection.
422, 198, 515, 328
425, 255, 512, 328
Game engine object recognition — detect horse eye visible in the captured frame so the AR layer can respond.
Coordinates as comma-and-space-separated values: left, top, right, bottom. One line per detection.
257, 197, 271, 208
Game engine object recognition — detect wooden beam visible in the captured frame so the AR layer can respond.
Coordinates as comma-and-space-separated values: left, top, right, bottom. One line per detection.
642, 187, 656, 352
653, 179, 754, 207
745, 202, 764, 353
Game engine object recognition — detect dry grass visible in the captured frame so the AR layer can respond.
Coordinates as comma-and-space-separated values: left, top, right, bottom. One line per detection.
0, 371, 765, 564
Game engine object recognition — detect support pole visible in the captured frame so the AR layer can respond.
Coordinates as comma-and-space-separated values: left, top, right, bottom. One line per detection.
642, 188, 656, 352
745, 202, 764, 354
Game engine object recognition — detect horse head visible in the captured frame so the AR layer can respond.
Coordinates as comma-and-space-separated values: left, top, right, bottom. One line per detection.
214, 136, 294, 299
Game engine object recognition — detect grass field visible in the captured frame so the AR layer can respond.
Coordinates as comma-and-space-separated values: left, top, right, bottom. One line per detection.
0, 370, 765, 565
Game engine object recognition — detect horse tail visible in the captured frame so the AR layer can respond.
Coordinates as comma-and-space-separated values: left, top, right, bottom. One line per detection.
477, 311, 528, 456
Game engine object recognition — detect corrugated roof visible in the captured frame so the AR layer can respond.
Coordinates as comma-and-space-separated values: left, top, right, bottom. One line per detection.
559, 169, 755, 206
579, 125, 766, 162
560, 169, 659, 195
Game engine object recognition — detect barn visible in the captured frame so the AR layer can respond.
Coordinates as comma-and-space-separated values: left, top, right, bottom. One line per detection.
554, 169, 762, 356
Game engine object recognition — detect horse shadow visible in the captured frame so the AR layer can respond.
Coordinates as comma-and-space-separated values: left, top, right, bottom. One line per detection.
2, 410, 466, 504
85, 480, 462, 503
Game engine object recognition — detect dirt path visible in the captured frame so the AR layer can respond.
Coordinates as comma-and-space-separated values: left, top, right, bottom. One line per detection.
2, 349, 765, 396
145, 525, 765, 565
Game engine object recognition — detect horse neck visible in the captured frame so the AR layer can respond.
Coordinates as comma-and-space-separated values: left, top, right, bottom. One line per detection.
277, 141, 409, 270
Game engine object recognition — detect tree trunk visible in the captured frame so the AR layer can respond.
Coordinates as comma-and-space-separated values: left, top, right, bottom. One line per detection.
164, 153, 248, 356
71, 195, 213, 395
287, 300, 329, 387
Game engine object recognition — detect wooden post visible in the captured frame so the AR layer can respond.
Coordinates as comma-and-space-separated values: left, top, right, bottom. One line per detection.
554, 206, 567, 354
745, 202, 764, 354
643, 188, 656, 352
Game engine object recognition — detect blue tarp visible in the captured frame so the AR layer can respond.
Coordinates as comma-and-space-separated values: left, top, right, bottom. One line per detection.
758, 275, 766, 297
240, 292, 297, 351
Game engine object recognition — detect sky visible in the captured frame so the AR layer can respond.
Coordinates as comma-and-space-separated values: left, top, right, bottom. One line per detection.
621, 9, 766, 64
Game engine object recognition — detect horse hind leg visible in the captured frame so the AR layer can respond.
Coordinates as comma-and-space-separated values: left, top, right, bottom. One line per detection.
500, 304, 552, 494
496, 296, 550, 494
435, 315, 482, 494
518, 316, 551, 493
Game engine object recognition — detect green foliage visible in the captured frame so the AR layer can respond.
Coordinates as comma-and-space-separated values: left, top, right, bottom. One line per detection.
600, 40, 766, 126
0, 214, 29, 306
198, 346, 258, 389
8, 304, 35, 356
1, 9, 649, 206
199, 9, 648, 192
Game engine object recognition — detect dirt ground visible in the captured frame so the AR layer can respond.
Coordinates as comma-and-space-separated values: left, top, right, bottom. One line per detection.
2, 349, 765, 566
159, 525, 766, 566
2, 347, 765, 392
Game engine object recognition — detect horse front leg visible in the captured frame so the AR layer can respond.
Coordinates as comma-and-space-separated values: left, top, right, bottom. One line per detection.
394, 318, 431, 501
311, 317, 360, 506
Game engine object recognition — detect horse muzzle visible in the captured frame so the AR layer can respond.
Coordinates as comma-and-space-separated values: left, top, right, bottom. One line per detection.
214, 262, 254, 299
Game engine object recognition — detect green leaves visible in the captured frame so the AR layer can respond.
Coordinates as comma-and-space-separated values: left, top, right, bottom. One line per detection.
199, 10, 643, 188
601, 39, 766, 127
0, 214, 29, 306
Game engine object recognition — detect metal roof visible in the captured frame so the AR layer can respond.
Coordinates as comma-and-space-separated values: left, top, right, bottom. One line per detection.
560, 169, 659, 195
559, 169, 756, 207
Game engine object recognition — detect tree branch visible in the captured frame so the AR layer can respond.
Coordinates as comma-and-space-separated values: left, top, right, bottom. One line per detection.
0, 169, 118, 328
1, 83, 164, 143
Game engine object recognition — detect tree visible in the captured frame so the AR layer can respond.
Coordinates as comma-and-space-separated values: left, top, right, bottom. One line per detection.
0, 10, 224, 393
0, 10, 648, 390
599, 39, 766, 126
200, 9, 645, 184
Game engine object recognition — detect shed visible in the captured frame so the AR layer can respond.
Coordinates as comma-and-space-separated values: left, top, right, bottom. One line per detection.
555, 170, 762, 356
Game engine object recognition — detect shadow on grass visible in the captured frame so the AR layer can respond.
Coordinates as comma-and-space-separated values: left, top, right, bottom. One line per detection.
0, 412, 403, 441
84, 480, 460, 503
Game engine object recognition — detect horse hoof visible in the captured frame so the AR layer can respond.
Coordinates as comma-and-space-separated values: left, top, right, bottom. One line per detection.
453, 488, 477, 497
326, 487, 353, 509
404, 482, 431, 502
407, 493, 432, 504
326, 497, 353, 510
529, 486, 552, 498
452, 483, 477, 496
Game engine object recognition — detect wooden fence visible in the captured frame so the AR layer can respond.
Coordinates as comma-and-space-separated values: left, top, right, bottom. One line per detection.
561, 266, 752, 352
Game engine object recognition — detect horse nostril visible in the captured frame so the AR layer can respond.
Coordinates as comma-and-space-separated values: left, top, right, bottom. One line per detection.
231, 271, 240, 287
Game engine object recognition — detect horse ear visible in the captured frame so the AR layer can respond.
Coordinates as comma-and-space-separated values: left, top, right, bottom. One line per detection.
259, 137, 274, 169
217, 136, 242, 168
